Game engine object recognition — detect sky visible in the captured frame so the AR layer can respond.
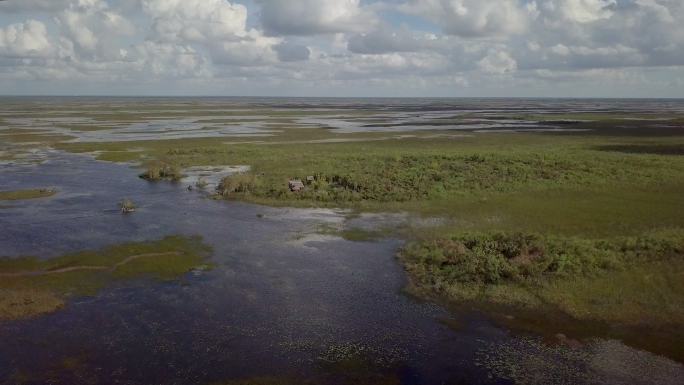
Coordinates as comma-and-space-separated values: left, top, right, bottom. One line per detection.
0, 0, 683, 97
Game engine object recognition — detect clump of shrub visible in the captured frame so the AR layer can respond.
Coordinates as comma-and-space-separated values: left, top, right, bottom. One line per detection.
400, 231, 684, 287
140, 161, 183, 182
195, 177, 208, 189
217, 173, 258, 197
120, 198, 136, 213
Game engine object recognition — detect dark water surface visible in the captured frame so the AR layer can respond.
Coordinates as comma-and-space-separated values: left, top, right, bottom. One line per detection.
0, 153, 508, 384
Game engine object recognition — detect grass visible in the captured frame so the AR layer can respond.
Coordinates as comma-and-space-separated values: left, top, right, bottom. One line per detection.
339, 228, 386, 242
56, 132, 684, 213
0, 289, 64, 322
0, 236, 212, 321
595, 144, 684, 155
0, 188, 57, 201
317, 224, 389, 242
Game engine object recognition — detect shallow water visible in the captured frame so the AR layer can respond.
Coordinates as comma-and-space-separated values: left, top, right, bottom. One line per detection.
1, 151, 682, 385
3, 97, 682, 144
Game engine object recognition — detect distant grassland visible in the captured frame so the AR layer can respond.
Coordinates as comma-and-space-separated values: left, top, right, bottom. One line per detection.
0, 236, 212, 321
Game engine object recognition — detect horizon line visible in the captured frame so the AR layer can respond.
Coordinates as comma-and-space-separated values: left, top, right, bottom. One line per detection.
1, 95, 683, 100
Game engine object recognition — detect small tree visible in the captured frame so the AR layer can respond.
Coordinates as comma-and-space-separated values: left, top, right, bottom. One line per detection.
217, 173, 257, 196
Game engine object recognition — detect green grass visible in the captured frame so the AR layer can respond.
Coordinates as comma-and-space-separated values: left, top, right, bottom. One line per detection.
339, 228, 386, 242
55, 132, 684, 213
0, 236, 212, 321
316, 224, 388, 242
0, 188, 57, 201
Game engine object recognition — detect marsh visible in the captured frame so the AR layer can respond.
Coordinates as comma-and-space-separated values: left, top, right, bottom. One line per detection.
1, 97, 683, 385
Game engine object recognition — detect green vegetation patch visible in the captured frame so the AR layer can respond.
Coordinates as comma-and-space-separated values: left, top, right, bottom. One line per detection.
338, 228, 387, 242
61, 132, 684, 221
316, 223, 389, 242
595, 144, 684, 156
400, 230, 684, 327
140, 160, 184, 181
0, 235, 212, 321
0, 188, 57, 201
216, 173, 259, 196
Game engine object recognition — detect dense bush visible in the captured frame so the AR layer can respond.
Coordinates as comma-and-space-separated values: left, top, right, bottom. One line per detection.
401, 231, 684, 286
140, 161, 183, 182
223, 151, 673, 204
217, 173, 259, 196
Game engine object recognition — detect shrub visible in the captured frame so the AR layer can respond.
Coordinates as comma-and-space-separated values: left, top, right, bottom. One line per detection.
401, 231, 684, 287
195, 177, 208, 189
140, 161, 183, 182
217, 173, 258, 196
120, 198, 136, 213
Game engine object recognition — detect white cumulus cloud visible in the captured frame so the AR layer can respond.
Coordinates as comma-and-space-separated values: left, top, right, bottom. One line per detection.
558, 0, 616, 23
0, 20, 52, 57
478, 50, 518, 74
400, 0, 532, 37
257, 0, 377, 35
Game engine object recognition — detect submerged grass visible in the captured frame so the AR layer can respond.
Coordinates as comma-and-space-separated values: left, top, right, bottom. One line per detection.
0, 188, 57, 201
0, 236, 212, 321
316, 223, 390, 242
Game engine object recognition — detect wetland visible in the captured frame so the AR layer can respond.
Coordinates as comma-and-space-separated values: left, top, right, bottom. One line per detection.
1, 97, 683, 384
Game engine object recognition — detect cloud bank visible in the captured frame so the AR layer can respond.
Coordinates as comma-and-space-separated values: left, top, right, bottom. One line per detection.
0, 0, 682, 97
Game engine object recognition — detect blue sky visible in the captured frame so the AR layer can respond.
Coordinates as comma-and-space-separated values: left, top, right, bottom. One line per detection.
0, 0, 682, 97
